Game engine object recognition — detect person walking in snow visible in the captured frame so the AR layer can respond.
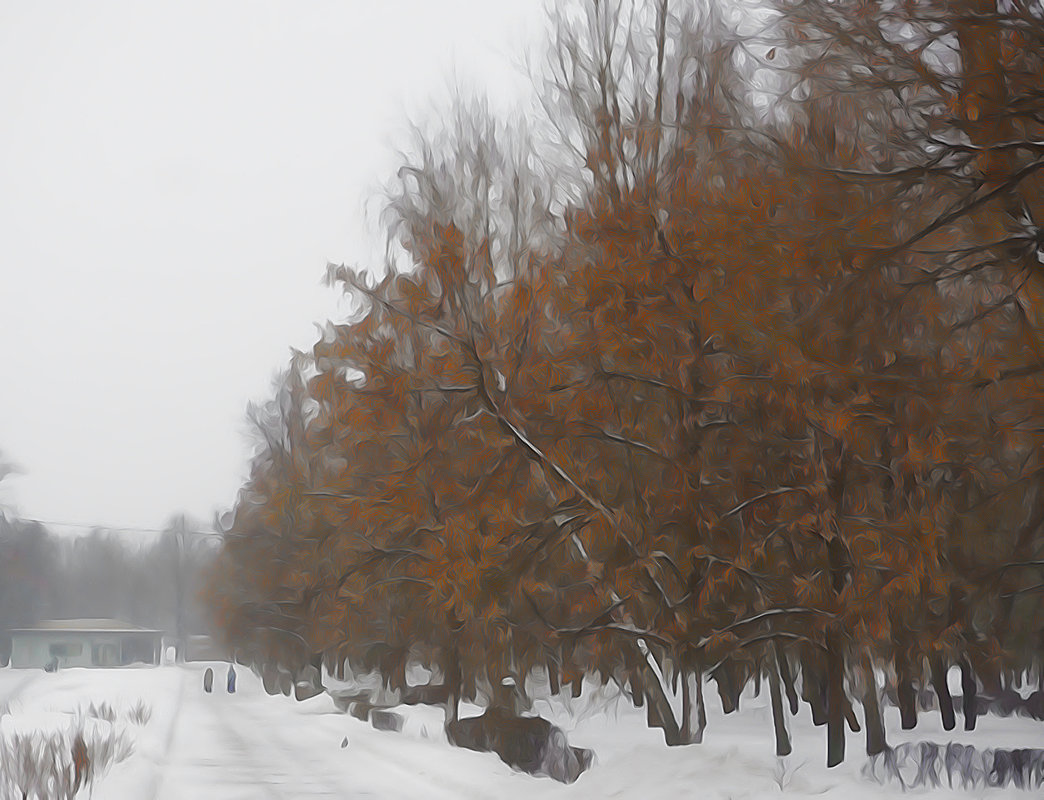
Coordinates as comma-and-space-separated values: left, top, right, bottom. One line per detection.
203, 667, 214, 693
227, 663, 237, 694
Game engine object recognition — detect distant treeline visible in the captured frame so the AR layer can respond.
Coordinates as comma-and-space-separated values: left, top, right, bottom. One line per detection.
0, 514, 218, 662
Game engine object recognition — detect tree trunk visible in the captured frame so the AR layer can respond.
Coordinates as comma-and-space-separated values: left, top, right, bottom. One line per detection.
768, 649, 793, 756
775, 641, 800, 715
631, 668, 646, 708
570, 673, 583, 698
860, 652, 888, 756
896, 679, 917, 729
444, 647, 461, 728
386, 648, 407, 696
929, 654, 956, 731
959, 658, 978, 731
975, 653, 1002, 697
491, 670, 512, 712
650, 0, 667, 181
693, 667, 707, 744
640, 659, 683, 745
894, 648, 918, 730
803, 660, 828, 726
956, 0, 1015, 186
844, 696, 861, 733
548, 659, 560, 696
730, 662, 746, 711
681, 668, 692, 743
714, 664, 738, 714
826, 627, 846, 768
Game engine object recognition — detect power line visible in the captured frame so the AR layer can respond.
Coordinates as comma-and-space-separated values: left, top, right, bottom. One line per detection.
12, 516, 221, 537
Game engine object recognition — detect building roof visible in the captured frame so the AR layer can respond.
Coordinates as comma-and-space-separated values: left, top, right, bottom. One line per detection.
8, 618, 163, 634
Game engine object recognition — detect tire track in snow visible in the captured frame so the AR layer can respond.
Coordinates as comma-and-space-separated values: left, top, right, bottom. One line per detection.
230, 699, 490, 800
198, 698, 290, 800
156, 677, 298, 800
158, 667, 506, 799
146, 668, 187, 800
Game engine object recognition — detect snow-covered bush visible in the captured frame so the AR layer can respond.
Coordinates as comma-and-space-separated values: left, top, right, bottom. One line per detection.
863, 741, 1044, 791
0, 704, 143, 799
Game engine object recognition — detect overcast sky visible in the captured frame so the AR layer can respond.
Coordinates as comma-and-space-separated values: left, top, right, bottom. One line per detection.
0, 0, 544, 533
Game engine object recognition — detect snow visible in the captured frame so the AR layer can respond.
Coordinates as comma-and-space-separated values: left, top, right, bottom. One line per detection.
0, 662, 1041, 799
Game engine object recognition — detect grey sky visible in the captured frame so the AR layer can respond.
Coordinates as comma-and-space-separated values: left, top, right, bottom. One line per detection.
0, 0, 543, 532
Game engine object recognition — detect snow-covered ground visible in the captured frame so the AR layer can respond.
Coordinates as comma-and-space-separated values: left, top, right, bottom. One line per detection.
1, 662, 1041, 799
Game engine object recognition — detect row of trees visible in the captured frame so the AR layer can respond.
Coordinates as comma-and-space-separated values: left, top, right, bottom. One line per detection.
207, 0, 1044, 767
0, 512, 218, 663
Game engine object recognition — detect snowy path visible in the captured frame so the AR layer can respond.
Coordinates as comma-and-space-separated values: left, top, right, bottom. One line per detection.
153, 664, 499, 800
155, 678, 338, 800
6, 663, 1044, 798
101, 664, 1044, 799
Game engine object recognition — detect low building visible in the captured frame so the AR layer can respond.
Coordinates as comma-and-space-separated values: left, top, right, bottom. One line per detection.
8, 619, 163, 668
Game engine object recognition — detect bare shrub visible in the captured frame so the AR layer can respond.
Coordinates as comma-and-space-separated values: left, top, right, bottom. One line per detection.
86, 701, 117, 723
128, 700, 152, 726
864, 742, 1044, 791
0, 708, 138, 799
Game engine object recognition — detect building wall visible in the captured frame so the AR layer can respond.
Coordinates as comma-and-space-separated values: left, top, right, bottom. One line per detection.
10, 632, 160, 668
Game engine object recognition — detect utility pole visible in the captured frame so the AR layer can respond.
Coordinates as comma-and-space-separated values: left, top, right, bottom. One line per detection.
165, 515, 223, 664
171, 515, 187, 664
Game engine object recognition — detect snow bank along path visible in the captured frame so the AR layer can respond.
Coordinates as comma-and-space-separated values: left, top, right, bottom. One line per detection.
144, 664, 1044, 799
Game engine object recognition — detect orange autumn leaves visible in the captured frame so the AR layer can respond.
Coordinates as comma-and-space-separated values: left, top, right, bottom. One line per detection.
205, 0, 1044, 767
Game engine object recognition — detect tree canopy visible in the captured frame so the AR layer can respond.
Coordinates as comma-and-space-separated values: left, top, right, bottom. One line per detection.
206, 0, 1044, 767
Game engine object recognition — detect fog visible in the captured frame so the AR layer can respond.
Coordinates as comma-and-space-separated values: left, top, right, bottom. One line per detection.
0, 0, 542, 532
